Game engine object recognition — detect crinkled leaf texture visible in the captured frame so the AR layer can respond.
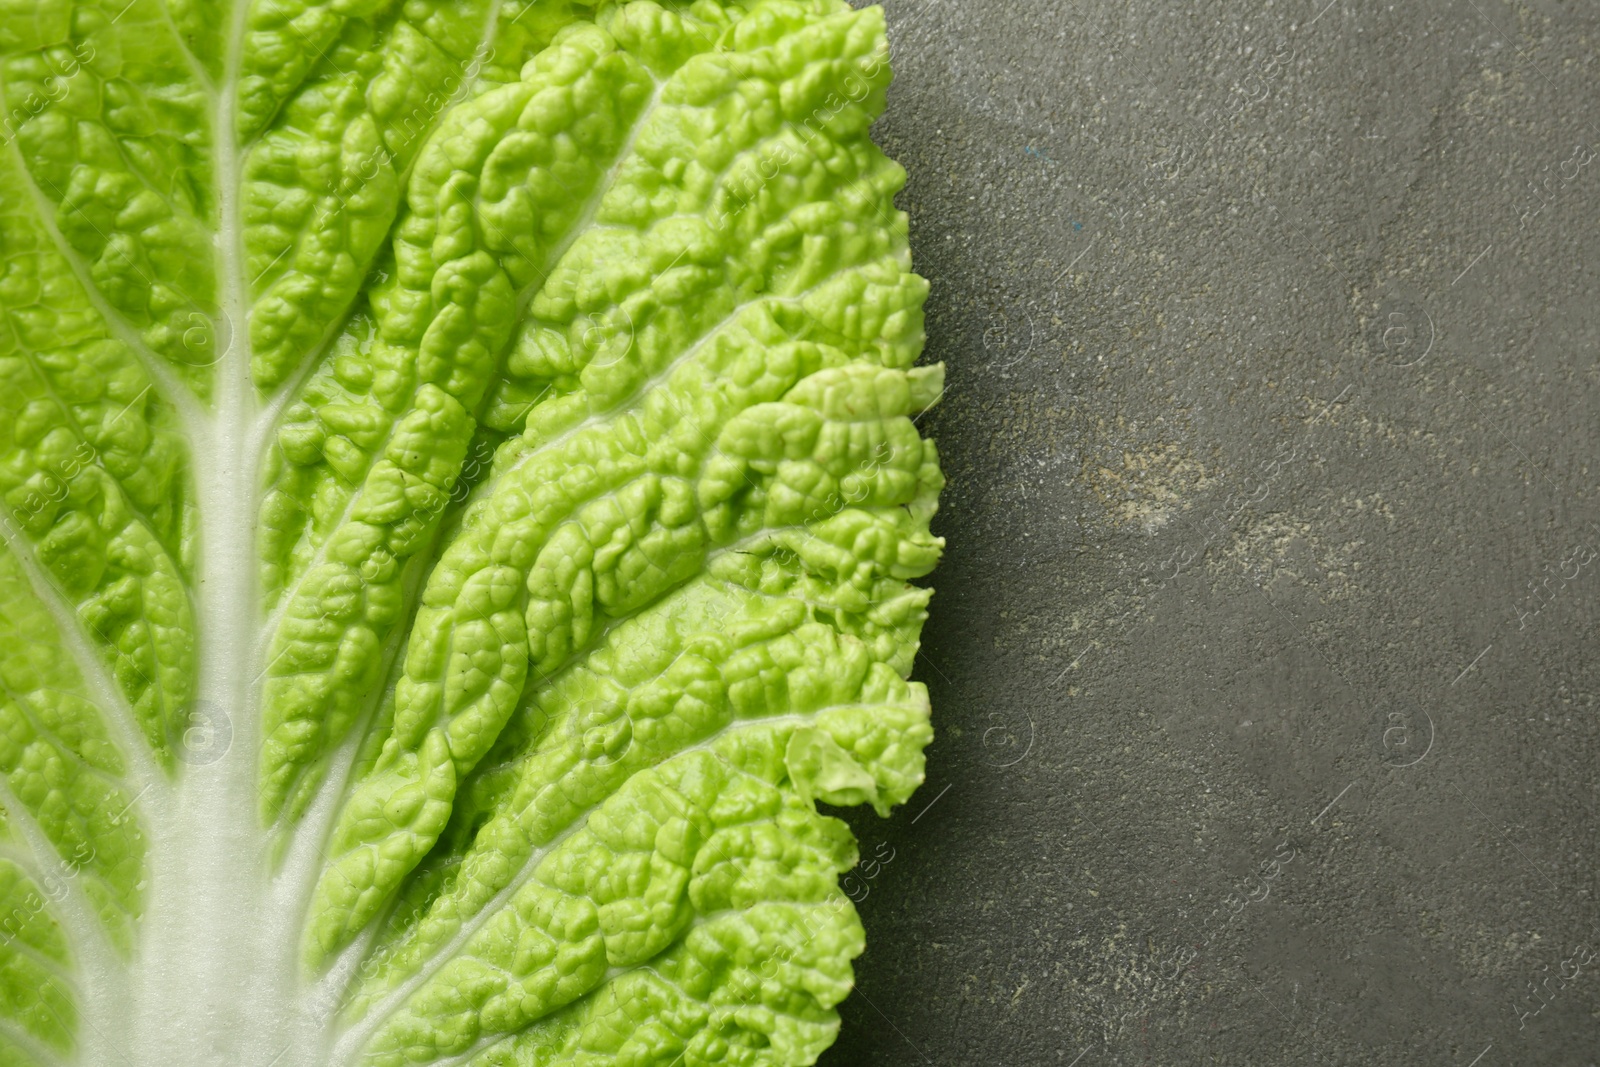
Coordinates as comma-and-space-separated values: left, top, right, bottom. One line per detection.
0, 0, 942, 1063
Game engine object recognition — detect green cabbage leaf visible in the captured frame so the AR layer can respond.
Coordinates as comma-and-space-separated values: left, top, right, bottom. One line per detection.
0, 0, 942, 1062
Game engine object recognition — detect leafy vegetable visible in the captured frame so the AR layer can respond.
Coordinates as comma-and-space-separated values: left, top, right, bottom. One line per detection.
0, 0, 942, 1062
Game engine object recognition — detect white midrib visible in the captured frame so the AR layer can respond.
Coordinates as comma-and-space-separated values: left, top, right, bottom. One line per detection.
108, 14, 662, 1065
113, 4, 315, 1065
117, 2, 543, 1060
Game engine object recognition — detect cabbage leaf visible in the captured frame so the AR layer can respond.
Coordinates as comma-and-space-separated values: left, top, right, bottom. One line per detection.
0, 0, 941, 1062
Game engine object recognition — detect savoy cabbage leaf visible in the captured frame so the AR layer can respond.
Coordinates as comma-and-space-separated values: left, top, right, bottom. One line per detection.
0, 0, 942, 1062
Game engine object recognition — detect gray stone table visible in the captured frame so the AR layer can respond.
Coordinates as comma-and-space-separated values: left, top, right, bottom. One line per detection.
820, 0, 1600, 1063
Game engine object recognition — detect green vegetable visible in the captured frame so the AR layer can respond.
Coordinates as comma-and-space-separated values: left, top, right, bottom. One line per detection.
0, 0, 942, 1062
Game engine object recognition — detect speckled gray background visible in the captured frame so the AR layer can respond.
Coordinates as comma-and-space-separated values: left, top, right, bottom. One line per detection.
819, 1, 1600, 1063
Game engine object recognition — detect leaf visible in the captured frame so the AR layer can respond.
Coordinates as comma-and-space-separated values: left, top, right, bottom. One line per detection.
0, 0, 941, 1064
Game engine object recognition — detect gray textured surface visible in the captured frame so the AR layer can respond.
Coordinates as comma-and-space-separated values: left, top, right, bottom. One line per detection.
820, 0, 1600, 1063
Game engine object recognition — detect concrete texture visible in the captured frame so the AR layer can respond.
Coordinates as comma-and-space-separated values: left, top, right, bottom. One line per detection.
819, 1, 1600, 1064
